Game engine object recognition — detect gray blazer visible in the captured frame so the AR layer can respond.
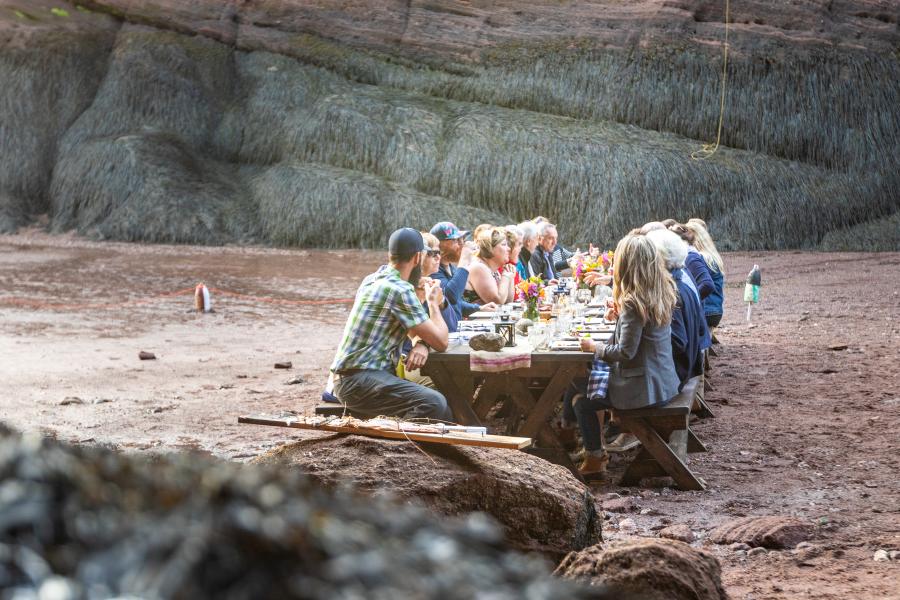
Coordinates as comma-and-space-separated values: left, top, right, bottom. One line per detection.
595, 307, 680, 411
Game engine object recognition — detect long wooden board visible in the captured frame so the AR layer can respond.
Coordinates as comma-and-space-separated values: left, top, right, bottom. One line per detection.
238, 414, 532, 450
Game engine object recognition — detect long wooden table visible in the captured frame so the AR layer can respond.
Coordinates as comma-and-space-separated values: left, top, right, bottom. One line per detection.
421, 342, 597, 479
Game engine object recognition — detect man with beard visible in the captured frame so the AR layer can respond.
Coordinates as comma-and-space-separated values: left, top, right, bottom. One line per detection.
429, 221, 491, 319
330, 228, 452, 421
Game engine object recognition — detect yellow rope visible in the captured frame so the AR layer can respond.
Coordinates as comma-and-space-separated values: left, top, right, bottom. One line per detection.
691, 0, 730, 161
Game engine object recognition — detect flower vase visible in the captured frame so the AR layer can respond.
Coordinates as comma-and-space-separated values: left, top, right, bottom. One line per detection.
523, 299, 539, 321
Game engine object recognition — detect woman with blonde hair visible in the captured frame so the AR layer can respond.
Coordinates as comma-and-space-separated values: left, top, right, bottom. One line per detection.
571, 234, 681, 478
464, 227, 517, 305
686, 221, 725, 328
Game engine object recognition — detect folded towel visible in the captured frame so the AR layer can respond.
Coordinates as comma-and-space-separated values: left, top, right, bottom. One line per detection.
470, 347, 532, 372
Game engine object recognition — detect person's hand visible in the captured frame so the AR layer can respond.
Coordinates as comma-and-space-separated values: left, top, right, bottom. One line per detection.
480, 302, 498, 311
583, 271, 612, 287
406, 342, 429, 371
424, 278, 444, 306
580, 337, 597, 353
604, 307, 618, 321
548, 278, 559, 286
459, 241, 475, 268
501, 264, 516, 277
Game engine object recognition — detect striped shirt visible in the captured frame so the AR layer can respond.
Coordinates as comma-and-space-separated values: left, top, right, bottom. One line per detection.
330, 266, 429, 373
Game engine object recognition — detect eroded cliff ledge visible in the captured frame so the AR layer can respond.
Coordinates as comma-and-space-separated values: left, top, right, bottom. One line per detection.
2, 0, 898, 249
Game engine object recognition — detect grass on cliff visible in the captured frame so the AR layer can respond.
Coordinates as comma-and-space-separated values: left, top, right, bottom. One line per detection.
7, 20, 896, 249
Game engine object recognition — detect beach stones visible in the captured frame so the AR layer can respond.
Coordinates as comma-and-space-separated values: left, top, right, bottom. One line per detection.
556, 538, 728, 600
708, 516, 814, 549
469, 333, 505, 352
0, 425, 603, 599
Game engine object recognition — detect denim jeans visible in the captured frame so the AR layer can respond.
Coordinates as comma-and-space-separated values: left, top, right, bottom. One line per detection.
334, 369, 452, 422
565, 377, 613, 452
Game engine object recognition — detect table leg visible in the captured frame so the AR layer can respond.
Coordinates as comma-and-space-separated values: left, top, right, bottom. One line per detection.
426, 362, 481, 426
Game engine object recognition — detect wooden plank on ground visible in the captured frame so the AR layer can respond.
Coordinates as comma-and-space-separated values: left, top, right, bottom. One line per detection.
238, 414, 532, 450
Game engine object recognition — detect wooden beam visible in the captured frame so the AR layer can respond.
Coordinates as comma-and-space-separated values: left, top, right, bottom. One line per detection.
238, 415, 532, 450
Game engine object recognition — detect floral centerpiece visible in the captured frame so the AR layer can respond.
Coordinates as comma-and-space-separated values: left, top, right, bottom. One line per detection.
516, 276, 545, 320
574, 250, 614, 289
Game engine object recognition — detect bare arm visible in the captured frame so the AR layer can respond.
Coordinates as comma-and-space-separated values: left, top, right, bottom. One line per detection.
466, 262, 504, 304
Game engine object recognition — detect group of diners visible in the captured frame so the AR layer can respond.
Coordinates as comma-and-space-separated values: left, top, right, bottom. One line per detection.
328, 217, 726, 480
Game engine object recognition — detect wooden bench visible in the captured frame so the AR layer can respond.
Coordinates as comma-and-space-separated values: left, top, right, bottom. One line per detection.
692, 372, 715, 418
612, 376, 707, 491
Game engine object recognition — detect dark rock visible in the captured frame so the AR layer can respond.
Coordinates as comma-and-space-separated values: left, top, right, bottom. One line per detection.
603, 497, 637, 513
274, 361, 292, 369
255, 435, 601, 560
138, 351, 156, 360
0, 425, 610, 599
284, 375, 305, 384
556, 538, 728, 600
828, 344, 849, 351
659, 523, 695, 543
709, 516, 815, 549
469, 333, 506, 352
59, 397, 84, 406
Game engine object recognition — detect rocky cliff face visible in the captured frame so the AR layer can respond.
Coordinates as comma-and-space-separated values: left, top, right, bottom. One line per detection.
1, 0, 898, 249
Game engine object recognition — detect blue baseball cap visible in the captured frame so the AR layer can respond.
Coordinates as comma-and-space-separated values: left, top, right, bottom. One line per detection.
430, 221, 470, 241
388, 228, 424, 258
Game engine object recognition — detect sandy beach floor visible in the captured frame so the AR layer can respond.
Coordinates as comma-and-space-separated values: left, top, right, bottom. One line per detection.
1, 230, 898, 599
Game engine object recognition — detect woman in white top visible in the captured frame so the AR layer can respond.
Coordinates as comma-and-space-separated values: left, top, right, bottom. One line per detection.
465, 227, 517, 305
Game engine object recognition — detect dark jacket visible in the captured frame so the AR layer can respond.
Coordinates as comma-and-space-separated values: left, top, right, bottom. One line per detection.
517, 247, 535, 280
703, 266, 724, 317
431, 263, 479, 322
529, 248, 557, 281
670, 269, 705, 389
595, 307, 680, 410
684, 250, 715, 300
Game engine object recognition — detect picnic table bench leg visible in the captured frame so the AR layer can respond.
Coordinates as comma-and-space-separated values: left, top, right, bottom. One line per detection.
618, 416, 705, 491
473, 376, 503, 421
426, 363, 481, 426
692, 374, 715, 418
503, 375, 585, 483
520, 365, 577, 439
687, 428, 708, 453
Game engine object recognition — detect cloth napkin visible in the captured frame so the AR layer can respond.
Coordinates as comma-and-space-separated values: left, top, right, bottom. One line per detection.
469, 347, 532, 372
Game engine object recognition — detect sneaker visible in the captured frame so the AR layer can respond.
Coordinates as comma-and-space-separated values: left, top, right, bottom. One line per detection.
605, 433, 640, 453
578, 452, 609, 481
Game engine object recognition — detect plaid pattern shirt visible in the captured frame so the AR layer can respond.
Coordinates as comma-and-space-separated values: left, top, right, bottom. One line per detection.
330, 265, 429, 373
587, 359, 610, 400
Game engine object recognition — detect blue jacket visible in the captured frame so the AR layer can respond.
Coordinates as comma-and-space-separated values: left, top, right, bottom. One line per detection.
670, 269, 706, 389
703, 267, 724, 317
685, 250, 715, 300
431, 263, 480, 323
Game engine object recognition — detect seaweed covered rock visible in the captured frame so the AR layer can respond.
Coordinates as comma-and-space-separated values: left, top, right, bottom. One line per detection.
0, 425, 609, 599
708, 516, 815, 549
555, 538, 729, 600
255, 434, 602, 560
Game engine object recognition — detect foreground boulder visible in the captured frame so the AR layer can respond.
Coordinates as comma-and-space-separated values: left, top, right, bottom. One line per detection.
256, 434, 601, 559
0, 425, 611, 599
556, 538, 729, 600
708, 516, 815, 549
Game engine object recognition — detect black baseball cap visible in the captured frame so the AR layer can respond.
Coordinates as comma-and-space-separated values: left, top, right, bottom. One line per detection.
388, 228, 424, 259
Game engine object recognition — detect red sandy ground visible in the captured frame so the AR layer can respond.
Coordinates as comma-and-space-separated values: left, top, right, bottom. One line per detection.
1, 231, 898, 599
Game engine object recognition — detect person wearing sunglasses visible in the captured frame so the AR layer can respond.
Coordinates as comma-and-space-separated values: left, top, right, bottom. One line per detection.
429, 221, 496, 324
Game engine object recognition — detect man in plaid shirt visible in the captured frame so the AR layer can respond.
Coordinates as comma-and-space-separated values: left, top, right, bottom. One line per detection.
330, 228, 452, 421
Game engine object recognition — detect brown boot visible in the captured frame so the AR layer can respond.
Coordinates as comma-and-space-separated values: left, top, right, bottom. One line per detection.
578, 451, 609, 481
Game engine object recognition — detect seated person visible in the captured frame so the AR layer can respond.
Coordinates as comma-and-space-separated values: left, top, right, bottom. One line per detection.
571, 234, 681, 479
329, 228, 452, 421
429, 221, 488, 318
464, 228, 517, 305
529, 222, 567, 282
516, 221, 540, 280
647, 229, 706, 388
502, 225, 524, 287
419, 232, 461, 332
686, 221, 725, 329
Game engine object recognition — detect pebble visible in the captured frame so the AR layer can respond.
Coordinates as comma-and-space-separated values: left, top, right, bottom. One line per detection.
284, 375, 305, 385
889, 551, 900, 561
618, 518, 637, 530
794, 542, 814, 551
748, 547, 767, 558
729, 542, 751, 552
873, 550, 890, 562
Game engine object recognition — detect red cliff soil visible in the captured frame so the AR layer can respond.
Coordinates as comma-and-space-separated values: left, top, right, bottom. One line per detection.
0, 230, 898, 598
